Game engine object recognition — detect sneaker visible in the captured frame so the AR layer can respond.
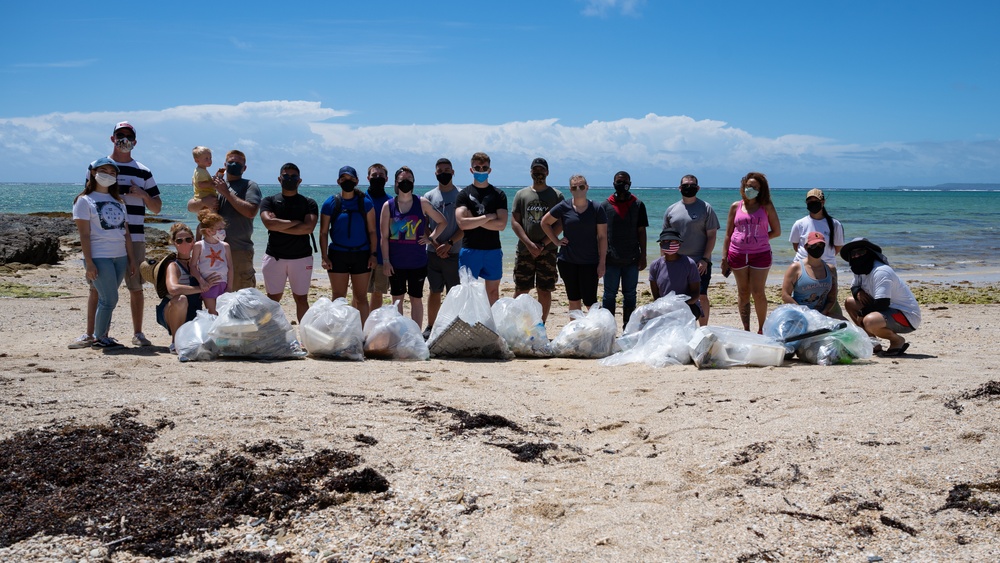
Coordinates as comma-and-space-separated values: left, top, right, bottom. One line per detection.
68, 334, 95, 349
92, 336, 123, 348
168, 343, 176, 354
132, 332, 152, 347
422, 326, 433, 340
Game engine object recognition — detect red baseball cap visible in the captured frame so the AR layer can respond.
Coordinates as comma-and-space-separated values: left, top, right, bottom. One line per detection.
806, 232, 826, 246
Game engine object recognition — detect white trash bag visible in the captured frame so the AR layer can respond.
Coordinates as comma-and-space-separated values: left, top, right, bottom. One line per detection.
363, 304, 429, 360
427, 267, 511, 359
688, 326, 786, 369
549, 306, 617, 359
602, 294, 697, 367
176, 310, 219, 362
209, 288, 305, 359
492, 295, 550, 357
299, 297, 364, 361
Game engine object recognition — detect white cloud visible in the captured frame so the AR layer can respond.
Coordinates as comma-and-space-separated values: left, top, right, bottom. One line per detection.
581, 0, 645, 17
1, 100, 998, 188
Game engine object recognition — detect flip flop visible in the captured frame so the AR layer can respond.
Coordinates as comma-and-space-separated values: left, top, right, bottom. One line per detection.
883, 342, 910, 356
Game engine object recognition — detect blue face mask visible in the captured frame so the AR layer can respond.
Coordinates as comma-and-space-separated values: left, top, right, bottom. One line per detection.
473, 172, 489, 183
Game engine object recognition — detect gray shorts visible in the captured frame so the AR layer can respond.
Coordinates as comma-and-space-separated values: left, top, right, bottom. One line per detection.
426, 252, 460, 294
880, 308, 916, 334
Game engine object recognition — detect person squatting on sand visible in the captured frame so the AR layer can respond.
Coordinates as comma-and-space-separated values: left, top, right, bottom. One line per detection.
455, 152, 508, 305
189, 210, 233, 315
781, 231, 838, 315
379, 166, 447, 327
541, 174, 608, 312
663, 174, 719, 327
511, 157, 564, 323
319, 166, 378, 325
259, 163, 318, 322
154, 223, 217, 353
600, 170, 648, 329
648, 228, 702, 319
842, 238, 921, 356
789, 188, 846, 319
721, 172, 781, 332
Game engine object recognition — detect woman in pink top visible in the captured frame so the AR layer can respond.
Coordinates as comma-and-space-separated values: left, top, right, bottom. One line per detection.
721, 172, 781, 332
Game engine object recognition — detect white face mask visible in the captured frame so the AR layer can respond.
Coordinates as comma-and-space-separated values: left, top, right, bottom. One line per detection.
744, 187, 759, 200
95, 172, 117, 188
214, 229, 226, 242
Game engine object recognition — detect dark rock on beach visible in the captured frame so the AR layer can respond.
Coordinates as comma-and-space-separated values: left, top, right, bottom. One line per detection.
0, 214, 76, 266
0, 213, 170, 267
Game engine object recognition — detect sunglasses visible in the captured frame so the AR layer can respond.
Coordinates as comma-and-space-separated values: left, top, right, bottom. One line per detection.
681, 183, 698, 188
281, 174, 300, 182
115, 133, 136, 141
472, 165, 489, 172
570, 185, 588, 191
849, 248, 868, 259
175, 237, 194, 244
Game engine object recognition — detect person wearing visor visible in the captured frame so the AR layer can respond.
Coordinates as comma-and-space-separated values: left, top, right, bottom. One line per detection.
841, 238, 920, 356
648, 228, 702, 319
781, 231, 838, 315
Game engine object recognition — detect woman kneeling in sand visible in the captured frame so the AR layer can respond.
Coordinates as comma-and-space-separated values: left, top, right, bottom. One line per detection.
154, 223, 220, 353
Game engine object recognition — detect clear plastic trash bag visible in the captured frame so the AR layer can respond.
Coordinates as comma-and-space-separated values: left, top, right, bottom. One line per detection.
363, 304, 430, 360
299, 297, 364, 361
209, 288, 305, 359
492, 295, 551, 357
549, 306, 617, 359
763, 304, 873, 365
688, 326, 786, 369
427, 267, 510, 359
602, 294, 697, 367
176, 310, 219, 362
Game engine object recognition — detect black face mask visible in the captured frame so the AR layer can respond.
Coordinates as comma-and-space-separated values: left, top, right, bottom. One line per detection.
435, 172, 453, 185
850, 253, 877, 275
531, 172, 546, 182
807, 201, 823, 214
680, 185, 699, 198
341, 180, 357, 192
806, 244, 825, 258
368, 177, 387, 194
226, 161, 244, 176
280, 175, 299, 191
397, 180, 414, 193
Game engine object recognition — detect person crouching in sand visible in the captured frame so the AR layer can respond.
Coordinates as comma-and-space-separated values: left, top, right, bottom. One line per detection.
842, 238, 920, 356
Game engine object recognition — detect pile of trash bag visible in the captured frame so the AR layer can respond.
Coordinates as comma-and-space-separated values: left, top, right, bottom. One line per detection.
549, 306, 617, 359
492, 295, 551, 357
428, 268, 511, 359
602, 293, 697, 367
299, 297, 364, 361
763, 304, 873, 365
177, 288, 304, 361
363, 304, 429, 360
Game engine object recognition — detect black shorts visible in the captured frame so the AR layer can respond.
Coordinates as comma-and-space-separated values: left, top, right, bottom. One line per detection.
389, 266, 428, 298
557, 261, 599, 306
328, 248, 371, 275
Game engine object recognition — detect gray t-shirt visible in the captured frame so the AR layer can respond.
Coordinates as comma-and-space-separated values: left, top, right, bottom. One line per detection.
218, 178, 262, 252
512, 185, 564, 248
663, 198, 720, 259
423, 185, 462, 254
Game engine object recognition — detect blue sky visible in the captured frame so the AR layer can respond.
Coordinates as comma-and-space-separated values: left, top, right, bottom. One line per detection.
1, 0, 998, 187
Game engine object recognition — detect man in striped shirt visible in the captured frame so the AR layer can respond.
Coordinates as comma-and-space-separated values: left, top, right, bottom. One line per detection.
71, 121, 161, 348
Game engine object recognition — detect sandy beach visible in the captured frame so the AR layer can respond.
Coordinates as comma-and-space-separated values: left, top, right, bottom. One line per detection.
1, 256, 999, 562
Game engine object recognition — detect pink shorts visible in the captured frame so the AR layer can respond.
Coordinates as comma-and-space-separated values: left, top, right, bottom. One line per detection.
261, 254, 313, 296
202, 281, 228, 299
727, 249, 772, 270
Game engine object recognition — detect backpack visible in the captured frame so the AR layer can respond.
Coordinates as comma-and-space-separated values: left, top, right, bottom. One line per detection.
329, 195, 367, 251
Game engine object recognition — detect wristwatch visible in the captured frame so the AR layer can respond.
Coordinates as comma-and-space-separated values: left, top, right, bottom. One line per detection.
371, 252, 377, 257
701, 258, 712, 266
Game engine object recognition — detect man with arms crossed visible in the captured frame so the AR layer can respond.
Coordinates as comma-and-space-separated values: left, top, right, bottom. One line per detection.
455, 152, 508, 305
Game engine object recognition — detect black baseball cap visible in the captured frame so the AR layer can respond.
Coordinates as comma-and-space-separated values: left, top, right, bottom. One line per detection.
530, 157, 548, 171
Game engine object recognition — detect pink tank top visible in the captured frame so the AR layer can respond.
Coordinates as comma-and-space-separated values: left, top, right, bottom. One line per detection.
730, 202, 771, 254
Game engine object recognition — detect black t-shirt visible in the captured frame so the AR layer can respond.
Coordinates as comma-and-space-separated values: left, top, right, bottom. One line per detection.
455, 184, 508, 250
260, 192, 318, 259
600, 197, 649, 265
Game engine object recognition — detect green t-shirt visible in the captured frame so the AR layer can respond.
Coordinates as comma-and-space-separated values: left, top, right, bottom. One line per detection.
512, 185, 564, 247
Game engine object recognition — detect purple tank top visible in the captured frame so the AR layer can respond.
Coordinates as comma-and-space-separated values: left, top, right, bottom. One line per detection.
729, 201, 771, 254
386, 196, 428, 269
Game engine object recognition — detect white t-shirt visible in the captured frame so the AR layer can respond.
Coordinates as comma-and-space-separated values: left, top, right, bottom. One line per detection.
853, 262, 921, 328
72, 193, 128, 259
789, 215, 845, 263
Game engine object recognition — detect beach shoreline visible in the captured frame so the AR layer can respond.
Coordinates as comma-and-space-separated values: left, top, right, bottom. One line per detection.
2, 254, 1000, 561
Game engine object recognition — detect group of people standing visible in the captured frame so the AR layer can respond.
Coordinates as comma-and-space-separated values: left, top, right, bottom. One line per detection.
70, 121, 920, 356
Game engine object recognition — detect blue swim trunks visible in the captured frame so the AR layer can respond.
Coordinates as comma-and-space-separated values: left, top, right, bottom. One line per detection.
458, 248, 503, 281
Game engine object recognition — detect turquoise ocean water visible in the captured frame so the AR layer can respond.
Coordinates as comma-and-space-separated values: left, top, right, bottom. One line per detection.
3, 183, 999, 283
